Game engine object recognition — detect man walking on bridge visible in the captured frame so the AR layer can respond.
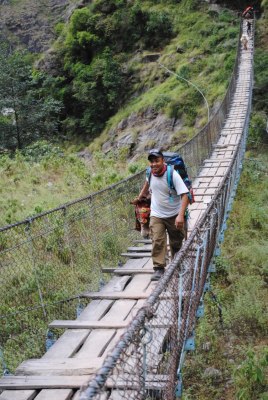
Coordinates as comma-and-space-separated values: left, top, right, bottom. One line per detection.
136, 149, 189, 281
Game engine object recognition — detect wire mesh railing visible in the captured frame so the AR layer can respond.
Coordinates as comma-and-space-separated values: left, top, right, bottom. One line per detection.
0, 20, 244, 376
0, 174, 144, 372
79, 42, 253, 398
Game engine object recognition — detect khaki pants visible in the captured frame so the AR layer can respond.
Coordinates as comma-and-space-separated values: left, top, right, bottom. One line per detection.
149, 215, 185, 270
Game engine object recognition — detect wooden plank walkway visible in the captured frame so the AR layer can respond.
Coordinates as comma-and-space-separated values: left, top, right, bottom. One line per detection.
0, 20, 253, 400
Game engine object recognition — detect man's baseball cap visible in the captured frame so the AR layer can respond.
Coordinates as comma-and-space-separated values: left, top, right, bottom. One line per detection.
148, 149, 164, 160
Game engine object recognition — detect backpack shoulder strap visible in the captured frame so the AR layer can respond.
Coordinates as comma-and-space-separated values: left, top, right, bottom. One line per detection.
146, 167, 152, 186
167, 164, 175, 192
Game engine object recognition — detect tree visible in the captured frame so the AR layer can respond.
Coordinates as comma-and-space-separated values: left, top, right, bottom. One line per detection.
0, 44, 62, 150
71, 48, 125, 134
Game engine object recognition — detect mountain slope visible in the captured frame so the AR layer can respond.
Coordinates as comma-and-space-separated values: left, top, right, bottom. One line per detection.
0, 0, 85, 52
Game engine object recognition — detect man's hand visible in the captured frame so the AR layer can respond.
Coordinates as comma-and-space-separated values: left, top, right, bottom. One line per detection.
175, 193, 189, 229
130, 196, 140, 205
175, 214, 184, 230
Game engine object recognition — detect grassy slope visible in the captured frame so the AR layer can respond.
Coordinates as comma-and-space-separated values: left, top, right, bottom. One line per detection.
91, 3, 239, 151
0, 2, 239, 226
0, 145, 135, 226
183, 151, 268, 400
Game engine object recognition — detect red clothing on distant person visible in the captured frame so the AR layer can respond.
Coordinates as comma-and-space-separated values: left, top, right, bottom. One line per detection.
242, 6, 253, 18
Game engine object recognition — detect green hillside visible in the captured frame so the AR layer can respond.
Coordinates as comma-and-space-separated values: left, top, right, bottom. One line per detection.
0, 0, 244, 226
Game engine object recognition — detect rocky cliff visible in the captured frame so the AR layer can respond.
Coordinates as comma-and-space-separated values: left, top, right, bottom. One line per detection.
0, 0, 87, 52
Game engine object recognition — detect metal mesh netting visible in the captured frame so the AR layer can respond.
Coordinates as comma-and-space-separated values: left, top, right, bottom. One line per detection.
0, 174, 144, 373
79, 125, 250, 399
0, 22, 245, 375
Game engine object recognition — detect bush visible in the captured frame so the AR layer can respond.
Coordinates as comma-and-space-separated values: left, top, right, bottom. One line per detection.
218, 9, 235, 23
167, 100, 182, 120
248, 112, 267, 148
21, 141, 63, 162
153, 94, 171, 111
72, 48, 125, 134
233, 348, 268, 400
224, 275, 267, 335
144, 11, 174, 48
177, 64, 191, 80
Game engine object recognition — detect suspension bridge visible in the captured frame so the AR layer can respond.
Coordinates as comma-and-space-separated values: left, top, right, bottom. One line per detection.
0, 18, 254, 400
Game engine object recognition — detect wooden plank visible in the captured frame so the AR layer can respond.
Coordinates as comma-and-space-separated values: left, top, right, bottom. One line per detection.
121, 252, 151, 258
72, 391, 109, 400
103, 258, 150, 274
49, 319, 173, 330
108, 391, 139, 400
125, 298, 145, 320
119, 257, 154, 271
203, 158, 232, 162
82, 292, 174, 302
33, 389, 73, 400
102, 300, 136, 322
75, 300, 137, 357
123, 258, 149, 269
101, 329, 124, 358
42, 330, 90, 360
127, 246, 151, 252
75, 330, 116, 359
202, 196, 212, 204
197, 174, 225, 178
194, 185, 220, 190
211, 176, 223, 185
15, 358, 103, 376
187, 208, 202, 220
203, 162, 221, 167
133, 239, 152, 244
102, 267, 115, 273
105, 374, 168, 389
204, 161, 230, 167
113, 269, 153, 275
0, 376, 88, 390
188, 195, 204, 203
142, 258, 154, 269
217, 166, 228, 175
49, 320, 130, 329
77, 299, 114, 321
194, 188, 206, 195
194, 176, 212, 183
73, 300, 136, 359
0, 391, 37, 400
108, 382, 167, 391
204, 188, 217, 195
194, 203, 208, 210
101, 301, 145, 358
101, 276, 131, 293
125, 274, 152, 293
147, 328, 169, 366
82, 292, 150, 300
213, 143, 237, 148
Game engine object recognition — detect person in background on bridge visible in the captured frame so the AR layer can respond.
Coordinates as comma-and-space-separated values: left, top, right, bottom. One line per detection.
241, 33, 249, 50
247, 20, 252, 36
135, 149, 189, 281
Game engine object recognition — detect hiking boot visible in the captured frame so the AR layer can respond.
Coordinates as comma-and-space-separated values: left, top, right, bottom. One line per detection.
151, 269, 164, 281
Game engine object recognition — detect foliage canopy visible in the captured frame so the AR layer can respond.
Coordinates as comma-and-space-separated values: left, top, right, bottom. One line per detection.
0, 44, 62, 150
